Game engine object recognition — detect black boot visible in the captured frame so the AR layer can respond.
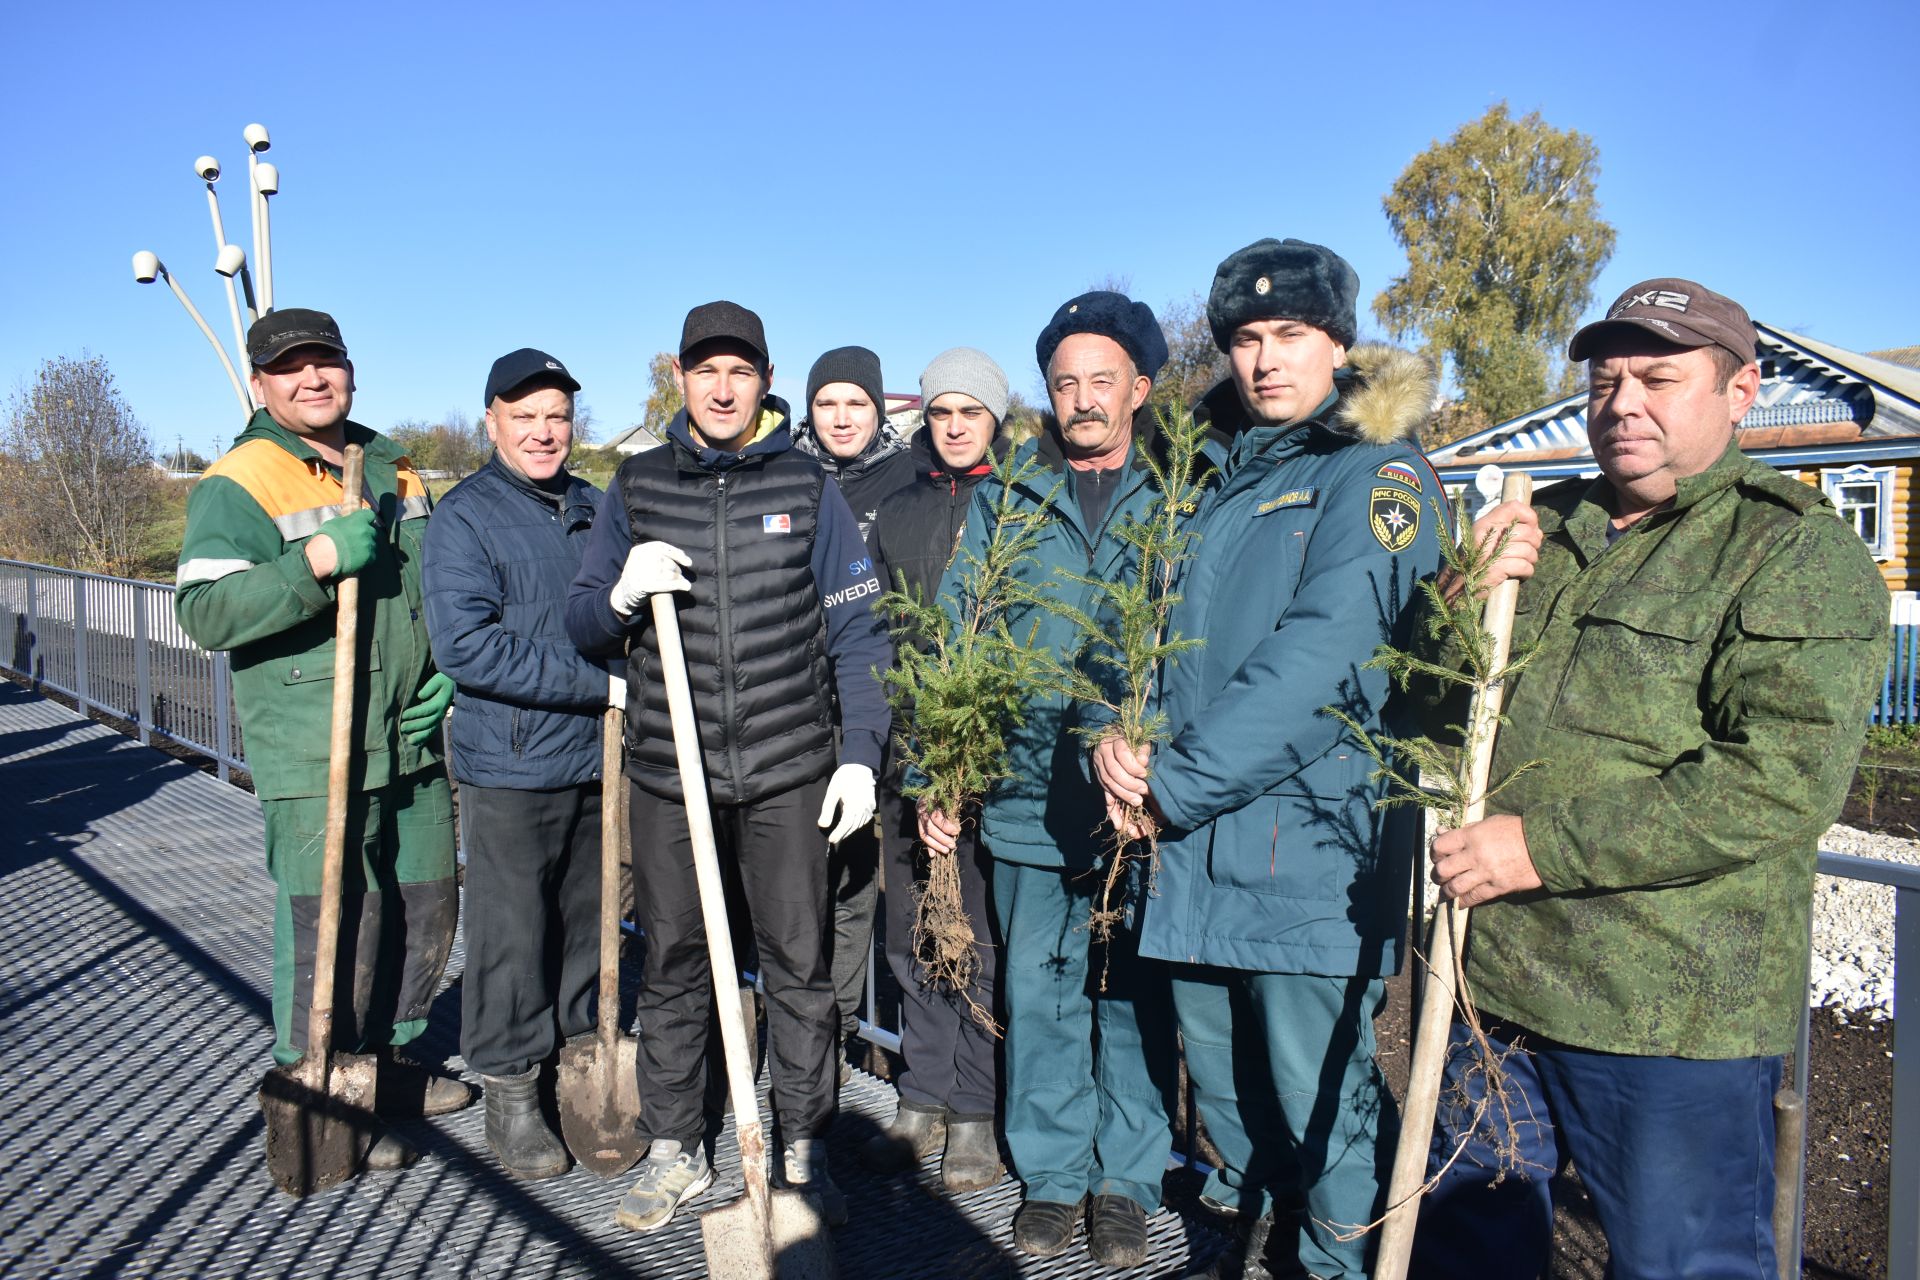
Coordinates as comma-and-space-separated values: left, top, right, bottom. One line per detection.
1013, 1196, 1083, 1259
1086, 1194, 1149, 1269
376, 1047, 476, 1118
1189, 1211, 1304, 1280
483, 1068, 570, 1181
940, 1115, 1003, 1193
860, 1099, 947, 1173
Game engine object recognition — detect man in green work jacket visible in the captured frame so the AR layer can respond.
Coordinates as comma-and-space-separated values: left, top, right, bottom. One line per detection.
1409, 280, 1888, 1279
176, 309, 472, 1170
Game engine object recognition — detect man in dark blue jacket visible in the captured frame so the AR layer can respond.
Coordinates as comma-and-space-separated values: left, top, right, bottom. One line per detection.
567, 302, 891, 1234
1094, 240, 1443, 1279
422, 348, 611, 1180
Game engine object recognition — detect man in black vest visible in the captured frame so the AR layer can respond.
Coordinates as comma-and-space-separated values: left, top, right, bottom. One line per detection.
567, 301, 891, 1233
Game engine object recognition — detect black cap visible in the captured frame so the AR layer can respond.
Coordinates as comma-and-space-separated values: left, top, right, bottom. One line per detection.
1206, 238, 1359, 351
1034, 291, 1168, 379
247, 307, 347, 367
483, 347, 581, 407
679, 301, 768, 365
1568, 278, 1757, 366
804, 346, 886, 419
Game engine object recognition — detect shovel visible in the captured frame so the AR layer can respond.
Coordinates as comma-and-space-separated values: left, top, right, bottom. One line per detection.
259, 443, 380, 1198
556, 688, 646, 1176
651, 592, 836, 1280
1374, 471, 1532, 1278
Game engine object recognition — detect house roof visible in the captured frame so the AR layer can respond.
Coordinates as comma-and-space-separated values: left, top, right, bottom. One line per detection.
1429, 323, 1920, 480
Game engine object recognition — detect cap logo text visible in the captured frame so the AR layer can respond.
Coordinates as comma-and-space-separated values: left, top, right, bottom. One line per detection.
1614, 289, 1690, 316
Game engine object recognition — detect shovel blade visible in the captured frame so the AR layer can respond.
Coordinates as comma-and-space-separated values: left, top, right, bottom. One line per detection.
700, 1190, 837, 1280
555, 1030, 646, 1177
259, 1052, 379, 1198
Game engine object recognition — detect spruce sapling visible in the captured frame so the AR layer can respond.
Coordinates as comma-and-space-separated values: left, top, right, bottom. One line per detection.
1051, 402, 1212, 955
882, 450, 1073, 1029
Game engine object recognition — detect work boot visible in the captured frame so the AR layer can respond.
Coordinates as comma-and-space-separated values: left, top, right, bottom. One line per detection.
615, 1140, 714, 1233
375, 1048, 475, 1118
1086, 1194, 1149, 1269
781, 1138, 849, 1227
482, 1068, 569, 1181
364, 1126, 420, 1172
1013, 1195, 1083, 1259
860, 1099, 947, 1173
940, 1115, 1003, 1193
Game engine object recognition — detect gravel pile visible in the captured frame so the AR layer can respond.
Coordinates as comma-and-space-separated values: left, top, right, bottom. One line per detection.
1810, 822, 1918, 1020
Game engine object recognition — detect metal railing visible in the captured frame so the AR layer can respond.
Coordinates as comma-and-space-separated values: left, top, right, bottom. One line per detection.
0, 559, 244, 778
4, 557, 1913, 1273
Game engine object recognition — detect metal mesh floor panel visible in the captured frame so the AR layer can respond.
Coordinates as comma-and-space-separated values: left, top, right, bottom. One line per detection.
0, 684, 1227, 1278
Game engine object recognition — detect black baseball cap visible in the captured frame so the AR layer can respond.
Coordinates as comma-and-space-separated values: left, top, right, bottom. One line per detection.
247, 308, 347, 367
483, 348, 581, 406
1568, 278, 1757, 366
679, 300, 769, 365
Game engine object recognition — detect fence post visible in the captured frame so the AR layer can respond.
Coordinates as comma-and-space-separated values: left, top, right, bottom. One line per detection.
1893, 884, 1918, 1276
212, 650, 232, 783
24, 567, 38, 684
132, 587, 153, 747
72, 575, 89, 711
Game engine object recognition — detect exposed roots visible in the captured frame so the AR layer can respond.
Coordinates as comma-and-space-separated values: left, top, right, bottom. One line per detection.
911, 846, 1001, 1036
1085, 806, 1160, 991
1325, 938, 1544, 1244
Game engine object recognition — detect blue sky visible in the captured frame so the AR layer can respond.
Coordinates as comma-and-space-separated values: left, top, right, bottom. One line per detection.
2, 0, 1914, 460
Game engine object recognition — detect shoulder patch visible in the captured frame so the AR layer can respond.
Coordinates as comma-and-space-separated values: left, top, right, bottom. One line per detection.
1368, 487, 1421, 552
1255, 488, 1317, 515
1375, 461, 1422, 492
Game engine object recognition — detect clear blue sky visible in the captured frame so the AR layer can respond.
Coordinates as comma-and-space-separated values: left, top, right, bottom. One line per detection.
2, 0, 1914, 460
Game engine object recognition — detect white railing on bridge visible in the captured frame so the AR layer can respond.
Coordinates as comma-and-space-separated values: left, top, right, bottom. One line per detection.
0, 559, 243, 779
2, 557, 1912, 1275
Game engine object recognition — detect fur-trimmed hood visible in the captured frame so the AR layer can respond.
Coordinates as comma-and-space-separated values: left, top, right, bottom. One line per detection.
1193, 343, 1434, 446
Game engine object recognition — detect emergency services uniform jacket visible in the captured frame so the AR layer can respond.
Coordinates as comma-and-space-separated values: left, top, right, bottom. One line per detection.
421, 454, 610, 791
1412, 441, 1886, 1058
1131, 347, 1443, 977
565, 400, 891, 806
174, 411, 440, 800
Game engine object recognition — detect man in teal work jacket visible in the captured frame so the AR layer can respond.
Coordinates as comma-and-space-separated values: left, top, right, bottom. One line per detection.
1095, 239, 1443, 1279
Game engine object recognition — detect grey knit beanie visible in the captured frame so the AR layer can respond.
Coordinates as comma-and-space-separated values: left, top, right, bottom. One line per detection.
919, 347, 1010, 424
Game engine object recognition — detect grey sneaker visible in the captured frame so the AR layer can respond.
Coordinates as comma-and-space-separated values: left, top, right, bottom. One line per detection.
780, 1138, 848, 1226
614, 1140, 714, 1233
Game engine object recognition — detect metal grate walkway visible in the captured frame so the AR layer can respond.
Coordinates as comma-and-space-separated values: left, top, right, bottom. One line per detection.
0, 683, 1225, 1279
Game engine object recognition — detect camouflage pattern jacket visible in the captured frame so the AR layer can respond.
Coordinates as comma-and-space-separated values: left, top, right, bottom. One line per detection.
1413, 442, 1886, 1058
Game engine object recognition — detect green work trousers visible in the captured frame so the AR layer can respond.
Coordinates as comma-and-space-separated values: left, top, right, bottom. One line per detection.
1172, 967, 1396, 1279
261, 767, 459, 1067
991, 860, 1179, 1213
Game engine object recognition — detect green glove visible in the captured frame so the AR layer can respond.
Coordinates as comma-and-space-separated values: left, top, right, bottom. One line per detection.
400, 672, 456, 745
315, 508, 381, 579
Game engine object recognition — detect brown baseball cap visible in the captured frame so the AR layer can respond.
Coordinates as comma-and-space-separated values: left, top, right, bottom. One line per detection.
678, 300, 768, 365
1568, 277, 1757, 366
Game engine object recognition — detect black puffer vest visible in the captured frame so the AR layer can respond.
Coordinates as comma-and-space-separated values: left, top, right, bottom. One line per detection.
617, 423, 835, 805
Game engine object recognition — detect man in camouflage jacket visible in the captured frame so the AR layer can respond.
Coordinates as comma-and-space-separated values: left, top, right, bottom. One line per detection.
1409, 280, 1887, 1279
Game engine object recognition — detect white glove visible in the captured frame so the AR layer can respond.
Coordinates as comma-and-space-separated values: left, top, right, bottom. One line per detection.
817, 764, 877, 846
611, 540, 691, 617
609, 674, 627, 708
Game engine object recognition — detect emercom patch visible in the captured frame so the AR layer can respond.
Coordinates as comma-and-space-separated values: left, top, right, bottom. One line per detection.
1255, 488, 1316, 515
1375, 461, 1422, 492
1368, 487, 1420, 552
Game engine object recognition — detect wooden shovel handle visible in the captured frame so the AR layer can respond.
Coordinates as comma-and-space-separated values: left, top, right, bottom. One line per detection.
650, 592, 776, 1233
1375, 471, 1532, 1279
304, 443, 365, 1082
599, 693, 625, 1056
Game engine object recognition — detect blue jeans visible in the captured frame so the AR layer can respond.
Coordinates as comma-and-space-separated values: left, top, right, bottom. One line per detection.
1413, 1021, 1781, 1280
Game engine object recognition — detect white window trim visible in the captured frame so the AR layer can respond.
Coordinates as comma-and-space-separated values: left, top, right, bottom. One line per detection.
1820, 464, 1896, 561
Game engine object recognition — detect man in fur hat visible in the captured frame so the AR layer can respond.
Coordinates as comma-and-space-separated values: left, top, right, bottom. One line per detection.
1094, 239, 1443, 1279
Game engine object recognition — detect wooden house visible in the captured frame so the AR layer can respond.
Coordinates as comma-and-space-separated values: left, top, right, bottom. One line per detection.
1426, 326, 1920, 595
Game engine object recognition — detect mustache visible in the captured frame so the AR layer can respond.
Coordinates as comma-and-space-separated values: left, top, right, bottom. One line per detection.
1066, 408, 1109, 428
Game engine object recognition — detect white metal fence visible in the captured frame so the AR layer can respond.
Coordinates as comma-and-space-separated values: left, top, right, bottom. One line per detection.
1, 557, 1912, 1273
